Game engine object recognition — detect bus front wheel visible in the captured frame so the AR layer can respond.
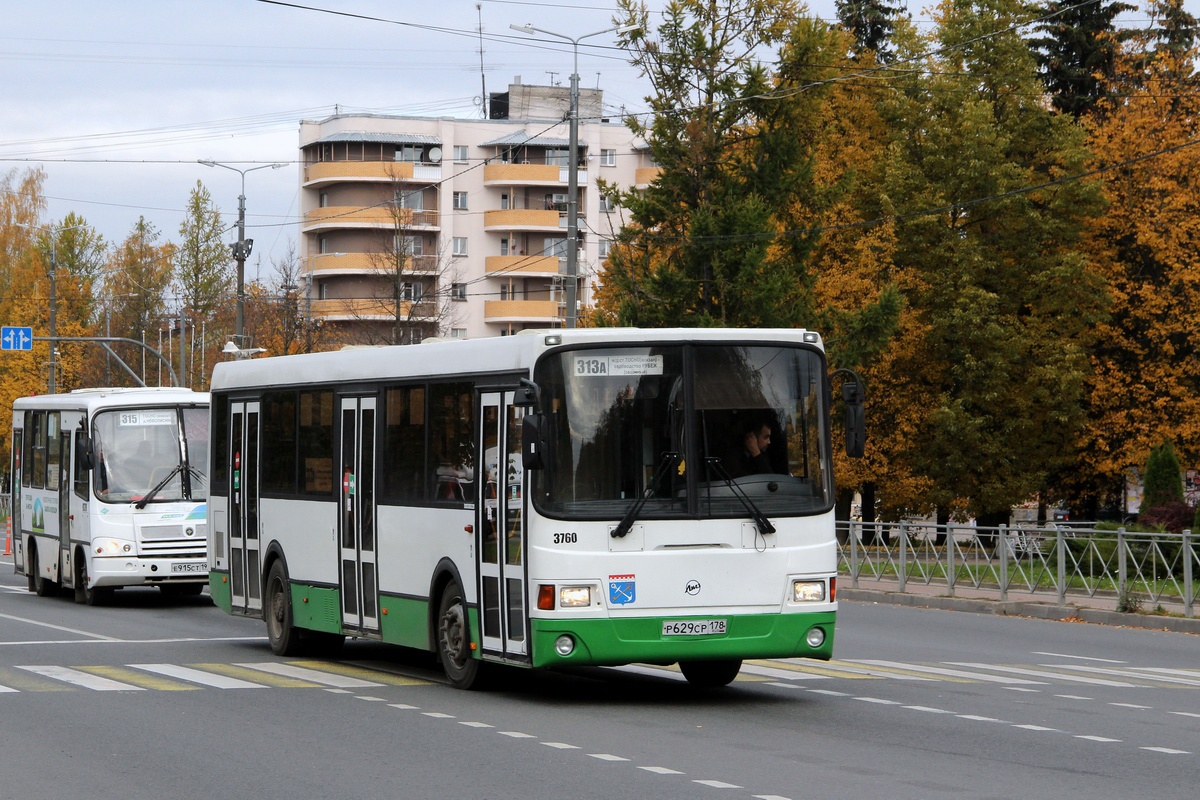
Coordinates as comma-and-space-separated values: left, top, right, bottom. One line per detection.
265, 561, 302, 656
436, 583, 482, 690
679, 659, 742, 688
74, 554, 110, 606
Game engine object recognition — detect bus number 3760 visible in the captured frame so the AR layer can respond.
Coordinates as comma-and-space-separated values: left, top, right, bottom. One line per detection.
553, 532, 578, 544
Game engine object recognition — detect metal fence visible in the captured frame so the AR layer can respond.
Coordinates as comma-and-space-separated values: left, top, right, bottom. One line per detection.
837, 521, 1197, 618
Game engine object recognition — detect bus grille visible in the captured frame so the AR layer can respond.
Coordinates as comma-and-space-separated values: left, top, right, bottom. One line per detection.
138, 523, 207, 559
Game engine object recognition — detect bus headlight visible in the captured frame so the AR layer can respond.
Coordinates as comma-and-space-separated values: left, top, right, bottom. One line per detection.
559, 586, 591, 608
792, 580, 826, 603
94, 538, 134, 556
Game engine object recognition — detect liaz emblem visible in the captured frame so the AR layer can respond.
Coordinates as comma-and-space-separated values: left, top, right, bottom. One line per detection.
608, 574, 636, 605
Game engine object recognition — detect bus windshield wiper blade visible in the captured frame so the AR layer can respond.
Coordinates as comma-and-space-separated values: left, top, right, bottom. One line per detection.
135, 464, 183, 509
704, 457, 776, 535
611, 451, 678, 539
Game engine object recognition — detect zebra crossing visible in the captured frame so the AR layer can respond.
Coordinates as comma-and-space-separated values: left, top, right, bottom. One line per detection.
0, 657, 1197, 693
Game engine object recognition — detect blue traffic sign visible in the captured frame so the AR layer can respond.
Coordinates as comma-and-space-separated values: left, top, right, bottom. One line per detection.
1, 326, 33, 351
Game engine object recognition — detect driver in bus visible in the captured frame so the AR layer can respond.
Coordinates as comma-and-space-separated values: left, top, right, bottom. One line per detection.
728, 414, 778, 478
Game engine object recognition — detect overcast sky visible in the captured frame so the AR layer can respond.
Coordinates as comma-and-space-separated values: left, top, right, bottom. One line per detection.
4, 0, 844, 278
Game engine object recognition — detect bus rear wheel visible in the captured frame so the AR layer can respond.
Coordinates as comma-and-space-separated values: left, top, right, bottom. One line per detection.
265, 561, 303, 656
30, 546, 59, 598
679, 659, 742, 688
436, 583, 482, 690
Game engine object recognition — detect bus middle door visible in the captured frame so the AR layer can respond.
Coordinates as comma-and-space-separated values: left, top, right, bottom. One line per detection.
229, 401, 262, 616
338, 395, 379, 635
477, 391, 528, 661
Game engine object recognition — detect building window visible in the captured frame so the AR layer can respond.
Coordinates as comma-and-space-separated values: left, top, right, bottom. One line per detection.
599, 194, 616, 212
453, 192, 468, 210
452, 145, 469, 163
319, 192, 329, 208
319, 282, 329, 300
598, 239, 611, 259
452, 237, 468, 256
545, 237, 567, 258
395, 189, 423, 210
395, 235, 423, 256
318, 235, 329, 254
401, 282, 424, 303
451, 283, 467, 301
500, 193, 510, 210
600, 149, 616, 166
500, 238, 509, 256
450, 327, 467, 339
396, 145, 421, 162
546, 148, 569, 167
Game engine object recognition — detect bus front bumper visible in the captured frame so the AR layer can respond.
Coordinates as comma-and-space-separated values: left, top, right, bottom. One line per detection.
529, 610, 835, 669
90, 555, 209, 588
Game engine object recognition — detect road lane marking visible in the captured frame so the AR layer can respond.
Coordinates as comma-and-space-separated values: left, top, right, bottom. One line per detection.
853, 660, 1045, 684
234, 662, 384, 688
694, 779, 742, 789
1076, 735, 1121, 742
1140, 747, 1191, 754
589, 754, 628, 761
1043, 664, 1200, 687
17, 665, 143, 691
76, 665, 199, 691
499, 731, 535, 738
460, 721, 494, 728
945, 663, 1135, 687
640, 766, 685, 775
193, 663, 321, 688
0, 613, 119, 641
1032, 652, 1125, 663
129, 663, 266, 689
1013, 725, 1058, 731
904, 706, 954, 714
542, 742, 579, 750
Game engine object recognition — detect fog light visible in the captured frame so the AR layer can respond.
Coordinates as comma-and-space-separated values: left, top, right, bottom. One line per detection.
559, 586, 591, 608
792, 580, 826, 602
806, 627, 826, 648
554, 635, 575, 656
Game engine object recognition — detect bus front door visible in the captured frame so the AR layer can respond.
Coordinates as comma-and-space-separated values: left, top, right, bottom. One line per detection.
477, 391, 528, 661
338, 396, 379, 634
229, 401, 262, 616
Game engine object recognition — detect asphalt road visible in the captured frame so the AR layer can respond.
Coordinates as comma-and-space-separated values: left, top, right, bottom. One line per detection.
1, 558, 1195, 800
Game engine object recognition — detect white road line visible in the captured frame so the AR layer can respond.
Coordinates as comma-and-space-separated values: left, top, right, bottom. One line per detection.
1043, 664, 1200, 687
459, 721, 494, 728
853, 660, 1045, 684
1108, 703, 1152, 710
1054, 694, 1092, 700
945, 662, 1135, 687
1075, 735, 1121, 743
1004, 687, 1041, 693
0, 612, 119, 641
17, 665, 143, 691
957, 715, 1007, 723
807, 689, 850, 696
766, 682, 803, 689
542, 742, 579, 750
128, 663, 266, 689
741, 663, 833, 681
589, 754, 628, 761
355, 696, 386, 702
1169, 711, 1200, 719
640, 766, 685, 775
234, 662, 383, 688
388, 703, 420, 710
1032, 652, 1126, 663
854, 697, 902, 705
1131, 667, 1200, 679
499, 731, 536, 739
754, 795, 793, 800
0, 684, 18, 693
1013, 725, 1058, 731
904, 706, 954, 714
1140, 747, 1191, 755
694, 779, 742, 789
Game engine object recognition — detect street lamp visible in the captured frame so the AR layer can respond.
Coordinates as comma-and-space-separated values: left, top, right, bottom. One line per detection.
17, 220, 89, 394
510, 22, 636, 328
199, 159, 286, 346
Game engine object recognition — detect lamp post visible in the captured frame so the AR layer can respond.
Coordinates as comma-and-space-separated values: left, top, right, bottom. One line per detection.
510, 23, 634, 328
17, 221, 88, 393
199, 160, 286, 346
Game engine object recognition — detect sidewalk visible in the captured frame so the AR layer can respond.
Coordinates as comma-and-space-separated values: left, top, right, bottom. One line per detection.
839, 579, 1200, 635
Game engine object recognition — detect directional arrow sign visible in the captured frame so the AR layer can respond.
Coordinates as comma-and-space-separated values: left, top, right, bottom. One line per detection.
1, 326, 33, 351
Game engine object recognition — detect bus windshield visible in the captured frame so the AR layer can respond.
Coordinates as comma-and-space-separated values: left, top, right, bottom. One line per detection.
534, 343, 830, 518
92, 406, 209, 504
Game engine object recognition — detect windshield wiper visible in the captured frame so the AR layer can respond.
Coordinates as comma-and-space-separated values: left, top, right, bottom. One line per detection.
704, 457, 776, 536
135, 465, 205, 510
611, 451, 679, 539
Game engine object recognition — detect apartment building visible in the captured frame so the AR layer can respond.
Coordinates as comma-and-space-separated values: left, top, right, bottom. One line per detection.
298, 80, 659, 342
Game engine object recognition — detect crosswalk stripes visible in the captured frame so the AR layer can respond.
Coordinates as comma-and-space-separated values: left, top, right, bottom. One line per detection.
0, 658, 1196, 694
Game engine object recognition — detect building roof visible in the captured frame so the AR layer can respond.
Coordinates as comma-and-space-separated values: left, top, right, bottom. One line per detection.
479, 130, 583, 149
314, 132, 443, 146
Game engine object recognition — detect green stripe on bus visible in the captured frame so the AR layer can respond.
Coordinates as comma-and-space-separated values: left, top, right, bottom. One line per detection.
528, 611, 836, 669
378, 595, 431, 650
290, 583, 342, 634
209, 571, 232, 612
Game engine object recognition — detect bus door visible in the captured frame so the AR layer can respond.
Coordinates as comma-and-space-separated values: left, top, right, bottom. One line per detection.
229, 401, 262, 616
338, 396, 379, 634
58, 428, 71, 585
11, 429, 23, 573
476, 391, 528, 660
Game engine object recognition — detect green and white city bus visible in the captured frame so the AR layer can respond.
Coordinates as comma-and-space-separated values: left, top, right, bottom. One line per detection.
11, 388, 211, 604
207, 328, 863, 688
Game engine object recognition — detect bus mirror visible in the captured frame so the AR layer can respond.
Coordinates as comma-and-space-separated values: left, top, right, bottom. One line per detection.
522, 414, 545, 470
514, 378, 540, 408
75, 433, 94, 470
843, 382, 865, 458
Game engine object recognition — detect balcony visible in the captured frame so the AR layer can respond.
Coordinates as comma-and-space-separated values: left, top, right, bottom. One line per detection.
483, 163, 581, 187
310, 298, 422, 321
483, 209, 562, 232
483, 299, 561, 323
485, 255, 561, 277
635, 167, 663, 188
303, 206, 439, 232
303, 161, 442, 188
309, 252, 439, 276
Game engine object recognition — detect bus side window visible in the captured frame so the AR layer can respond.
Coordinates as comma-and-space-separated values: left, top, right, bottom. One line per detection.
73, 428, 91, 499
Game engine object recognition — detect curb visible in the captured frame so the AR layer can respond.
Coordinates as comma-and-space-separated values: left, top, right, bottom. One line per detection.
838, 588, 1200, 635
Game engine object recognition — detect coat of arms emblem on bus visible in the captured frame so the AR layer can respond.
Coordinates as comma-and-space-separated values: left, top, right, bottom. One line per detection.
609, 574, 636, 605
